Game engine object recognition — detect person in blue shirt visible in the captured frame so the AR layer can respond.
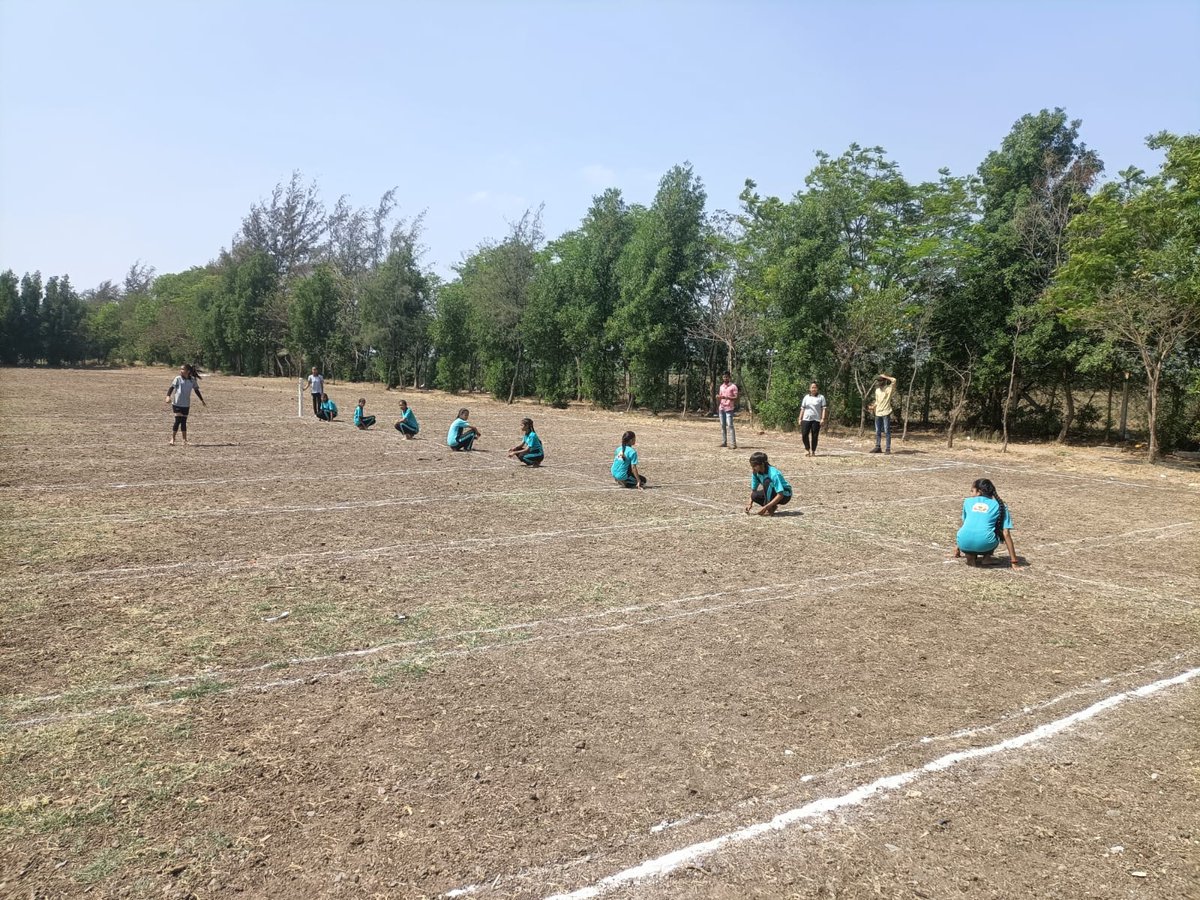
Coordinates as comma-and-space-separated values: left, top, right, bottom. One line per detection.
746, 451, 792, 516
394, 399, 419, 439
353, 398, 376, 430
316, 393, 338, 422
953, 478, 1018, 568
507, 417, 544, 466
611, 430, 646, 489
447, 408, 481, 451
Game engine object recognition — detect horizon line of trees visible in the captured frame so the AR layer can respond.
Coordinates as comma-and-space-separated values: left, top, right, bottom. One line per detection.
2, 109, 1197, 462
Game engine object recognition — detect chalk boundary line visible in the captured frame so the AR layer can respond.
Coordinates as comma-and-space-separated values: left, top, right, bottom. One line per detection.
6, 522, 1196, 726
527, 664, 1200, 900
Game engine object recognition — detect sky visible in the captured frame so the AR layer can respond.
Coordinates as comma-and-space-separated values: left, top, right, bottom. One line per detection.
1, 0, 1198, 290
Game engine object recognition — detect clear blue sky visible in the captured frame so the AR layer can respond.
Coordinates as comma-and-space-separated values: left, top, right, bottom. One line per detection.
2, 0, 1197, 289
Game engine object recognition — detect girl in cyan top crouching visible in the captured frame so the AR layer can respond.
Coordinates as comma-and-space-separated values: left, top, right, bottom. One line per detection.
611, 431, 646, 489
508, 418, 544, 466
953, 478, 1018, 568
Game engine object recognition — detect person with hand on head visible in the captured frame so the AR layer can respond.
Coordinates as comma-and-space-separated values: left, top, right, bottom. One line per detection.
798, 381, 827, 456
717, 371, 739, 449
746, 451, 792, 516
868, 373, 897, 454
394, 400, 419, 439
611, 431, 646, 489
447, 408, 481, 451
507, 418, 544, 466
953, 478, 1019, 569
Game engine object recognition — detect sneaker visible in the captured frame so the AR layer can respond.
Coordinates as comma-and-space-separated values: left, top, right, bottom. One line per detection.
719, 443, 727, 448
884, 449, 891, 454
731, 444, 737, 450
870, 447, 882, 454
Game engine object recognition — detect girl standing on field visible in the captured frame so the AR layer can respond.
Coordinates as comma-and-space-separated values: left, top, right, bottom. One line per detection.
953, 478, 1019, 568
508, 418, 544, 466
166, 364, 205, 445
611, 431, 646, 489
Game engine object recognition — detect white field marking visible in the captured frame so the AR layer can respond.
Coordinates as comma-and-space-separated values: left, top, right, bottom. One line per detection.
10, 562, 924, 709
15, 478, 751, 527
957, 458, 1199, 495
16, 510, 738, 581
437, 652, 1197, 898
544, 664, 1200, 900
1043, 570, 1198, 607
3, 565, 934, 728
1031, 521, 1193, 553
2, 462, 509, 493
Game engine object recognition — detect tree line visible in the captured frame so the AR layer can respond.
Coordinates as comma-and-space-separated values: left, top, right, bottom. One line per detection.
2, 109, 1197, 461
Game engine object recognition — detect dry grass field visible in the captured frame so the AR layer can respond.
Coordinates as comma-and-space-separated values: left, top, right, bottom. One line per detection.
1, 366, 1198, 900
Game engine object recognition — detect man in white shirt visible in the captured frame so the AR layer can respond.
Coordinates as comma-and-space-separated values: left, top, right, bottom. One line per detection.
798, 382, 827, 456
304, 367, 325, 417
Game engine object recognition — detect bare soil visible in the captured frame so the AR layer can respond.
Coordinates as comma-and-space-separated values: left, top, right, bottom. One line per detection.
1, 366, 1197, 900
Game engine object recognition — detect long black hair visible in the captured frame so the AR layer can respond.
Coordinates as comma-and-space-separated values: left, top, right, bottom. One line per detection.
973, 478, 1007, 538
620, 430, 635, 459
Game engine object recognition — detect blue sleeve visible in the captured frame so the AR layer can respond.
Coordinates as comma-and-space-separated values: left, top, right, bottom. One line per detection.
1002, 505, 1013, 530
627, 448, 638, 466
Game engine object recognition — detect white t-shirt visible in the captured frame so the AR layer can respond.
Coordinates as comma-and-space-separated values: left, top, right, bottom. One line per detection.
170, 376, 197, 408
800, 393, 826, 422
307, 374, 324, 394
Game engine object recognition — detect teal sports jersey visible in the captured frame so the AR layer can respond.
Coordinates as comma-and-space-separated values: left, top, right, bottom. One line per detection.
611, 445, 638, 480
398, 409, 419, 432
956, 496, 1013, 553
447, 417, 470, 445
524, 431, 544, 456
751, 465, 792, 498
321, 399, 338, 416
353, 406, 366, 426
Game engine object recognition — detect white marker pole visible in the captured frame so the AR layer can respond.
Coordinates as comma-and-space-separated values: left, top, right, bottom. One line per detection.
297, 355, 304, 418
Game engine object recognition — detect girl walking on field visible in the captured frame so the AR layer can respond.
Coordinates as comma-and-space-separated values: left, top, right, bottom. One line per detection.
508, 418, 544, 466
166, 364, 205, 445
611, 431, 646, 489
953, 478, 1019, 568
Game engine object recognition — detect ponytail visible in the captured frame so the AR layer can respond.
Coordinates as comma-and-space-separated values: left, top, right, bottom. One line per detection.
620, 430, 635, 459
973, 478, 1006, 539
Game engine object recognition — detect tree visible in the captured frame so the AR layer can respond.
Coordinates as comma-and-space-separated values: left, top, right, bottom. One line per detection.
612, 164, 707, 410
237, 171, 327, 280
0, 271, 19, 364
1049, 133, 1200, 462
360, 229, 432, 388
430, 281, 475, 392
290, 265, 341, 374
42, 275, 85, 365
16, 272, 44, 363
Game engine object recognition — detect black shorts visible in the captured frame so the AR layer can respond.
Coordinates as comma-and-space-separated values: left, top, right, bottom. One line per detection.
172, 405, 190, 417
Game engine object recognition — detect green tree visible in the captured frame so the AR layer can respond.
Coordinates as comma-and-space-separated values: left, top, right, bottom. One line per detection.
290, 265, 341, 373
42, 275, 86, 365
360, 234, 432, 388
0, 270, 19, 364
1049, 133, 1200, 462
16, 272, 44, 364
612, 164, 707, 410
430, 281, 475, 392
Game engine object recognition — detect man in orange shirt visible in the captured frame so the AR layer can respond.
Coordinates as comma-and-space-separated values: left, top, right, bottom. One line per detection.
718, 371, 739, 449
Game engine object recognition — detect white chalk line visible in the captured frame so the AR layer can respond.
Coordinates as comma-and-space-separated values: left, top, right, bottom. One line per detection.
542, 663, 1200, 900
436, 651, 1196, 898
6, 561, 933, 713
1042, 569, 1198, 608
13, 511, 740, 582
961, 458, 1200, 495
3, 563, 942, 728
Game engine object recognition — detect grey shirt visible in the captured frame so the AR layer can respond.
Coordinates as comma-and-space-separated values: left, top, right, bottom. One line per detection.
800, 393, 827, 422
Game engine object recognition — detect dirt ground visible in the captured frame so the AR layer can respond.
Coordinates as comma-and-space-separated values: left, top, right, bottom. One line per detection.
1, 366, 1197, 900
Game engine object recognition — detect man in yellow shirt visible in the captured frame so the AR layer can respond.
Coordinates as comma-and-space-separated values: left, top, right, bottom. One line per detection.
868, 373, 897, 454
